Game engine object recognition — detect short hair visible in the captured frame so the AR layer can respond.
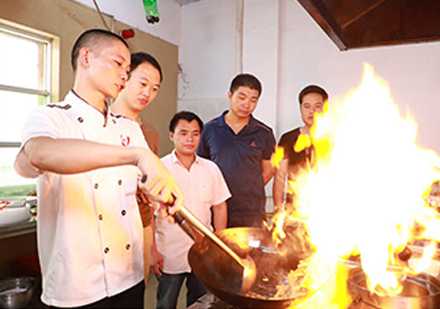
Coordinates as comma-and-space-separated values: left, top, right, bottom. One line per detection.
298, 85, 329, 105
229, 73, 262, 97
169, 111, 204, 133
71, 28, 128, 72
130, 52, 163, 82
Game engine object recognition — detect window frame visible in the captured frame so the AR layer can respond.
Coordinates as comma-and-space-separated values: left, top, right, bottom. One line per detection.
0, 18, 60, 198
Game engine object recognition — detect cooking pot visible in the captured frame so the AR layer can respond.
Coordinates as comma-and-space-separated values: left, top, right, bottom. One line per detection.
187, 227, 315, 308
348, 267, 440, 309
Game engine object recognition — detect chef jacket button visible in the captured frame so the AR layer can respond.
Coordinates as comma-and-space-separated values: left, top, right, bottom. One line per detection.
104, 247, 110, 254
125, 244, 131, 250
78, 117, 84, 123
121, 210, 127, 216
118, 180, 122, 185
112, 119, 116, 124
94, 183, 99, 189
98, 214, 103, 220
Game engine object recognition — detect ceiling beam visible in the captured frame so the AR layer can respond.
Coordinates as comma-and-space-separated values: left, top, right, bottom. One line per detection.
340, 0, 388, 30
297, 0, 347, 50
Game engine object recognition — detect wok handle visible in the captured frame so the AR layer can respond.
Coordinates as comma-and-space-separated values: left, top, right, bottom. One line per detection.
173, 211, 195, 240
177, 206, 247, 269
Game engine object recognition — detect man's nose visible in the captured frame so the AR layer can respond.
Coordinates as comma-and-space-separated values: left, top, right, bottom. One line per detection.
142, 87, 151, 97
121, 71, 128, 82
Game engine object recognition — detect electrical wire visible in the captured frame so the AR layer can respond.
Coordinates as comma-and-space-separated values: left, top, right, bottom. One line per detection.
92, 0, 111, 31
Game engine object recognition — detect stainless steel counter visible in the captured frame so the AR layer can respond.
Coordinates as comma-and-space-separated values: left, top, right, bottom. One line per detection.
0, 219, 36, 240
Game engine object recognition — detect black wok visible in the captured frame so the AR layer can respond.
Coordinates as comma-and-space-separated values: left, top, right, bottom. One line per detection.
188, 227, 314, 309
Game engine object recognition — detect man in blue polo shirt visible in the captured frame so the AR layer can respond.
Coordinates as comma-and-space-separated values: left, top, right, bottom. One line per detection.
198, 73, 276, 228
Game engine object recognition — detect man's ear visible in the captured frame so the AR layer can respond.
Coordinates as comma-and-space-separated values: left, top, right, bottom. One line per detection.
169, 132, 174, 142
78, 47, 91, 69
227, 91, 232, 101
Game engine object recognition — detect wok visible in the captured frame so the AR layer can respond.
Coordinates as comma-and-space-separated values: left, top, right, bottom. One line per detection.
188, 227, 314, 309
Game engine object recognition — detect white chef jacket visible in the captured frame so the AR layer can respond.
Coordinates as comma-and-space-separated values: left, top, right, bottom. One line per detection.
16, 92, 147, 307
157, 151, 231, 273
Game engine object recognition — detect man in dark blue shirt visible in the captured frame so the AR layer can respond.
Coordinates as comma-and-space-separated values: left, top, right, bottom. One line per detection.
197, 73, 276, 228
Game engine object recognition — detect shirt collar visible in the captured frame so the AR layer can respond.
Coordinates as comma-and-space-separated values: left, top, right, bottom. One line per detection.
171, 150, 202, 167
218, 110, 256, 129
67, 91, 110, 125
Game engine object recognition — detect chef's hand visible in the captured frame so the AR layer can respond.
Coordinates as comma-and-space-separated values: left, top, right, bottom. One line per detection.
150, 244, 164, 276
136, 150, 183, 215
136, 189, 155, 228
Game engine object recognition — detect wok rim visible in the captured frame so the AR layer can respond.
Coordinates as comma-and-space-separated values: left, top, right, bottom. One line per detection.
188, 227, 316, 308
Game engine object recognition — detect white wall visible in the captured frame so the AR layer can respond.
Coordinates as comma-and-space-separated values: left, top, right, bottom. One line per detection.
178, 0, 282, 129
178, 0, 237, 121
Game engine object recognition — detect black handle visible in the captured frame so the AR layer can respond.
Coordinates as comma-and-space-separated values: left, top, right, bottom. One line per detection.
173, 211, 195, 240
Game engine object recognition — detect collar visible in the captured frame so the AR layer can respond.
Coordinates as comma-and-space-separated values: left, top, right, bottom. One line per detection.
218, 110, 256, 129
68, 91, 111, 126
170, 150, 202, 167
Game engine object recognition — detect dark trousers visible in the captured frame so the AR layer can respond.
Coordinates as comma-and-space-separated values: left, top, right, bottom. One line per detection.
155, 272, 206, 309
49, 280, 144, 309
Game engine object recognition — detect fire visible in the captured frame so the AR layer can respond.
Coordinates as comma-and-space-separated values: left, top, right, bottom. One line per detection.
272, 63, 440, 308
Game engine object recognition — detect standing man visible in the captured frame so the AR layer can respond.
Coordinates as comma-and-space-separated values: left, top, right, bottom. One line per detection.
111, 52, 162, 308
14, 29, 183, 309
272, 85, 328, 211
150, 111, 230, 309
112, 52, 161, 156
198, 73, 276, 228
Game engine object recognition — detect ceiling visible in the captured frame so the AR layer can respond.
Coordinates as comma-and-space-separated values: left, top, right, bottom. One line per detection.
298, 0, 440, 50
173, 0, 440, 50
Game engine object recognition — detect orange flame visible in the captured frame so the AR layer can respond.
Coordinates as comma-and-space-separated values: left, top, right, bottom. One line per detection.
272, 63, 440, 308
271, 147, 285, 169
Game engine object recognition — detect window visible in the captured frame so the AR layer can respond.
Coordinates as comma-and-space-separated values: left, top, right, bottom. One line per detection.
0, 19, 59, 198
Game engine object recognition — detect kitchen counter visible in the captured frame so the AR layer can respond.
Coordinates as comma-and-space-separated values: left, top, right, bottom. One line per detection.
0, 219, 36, 240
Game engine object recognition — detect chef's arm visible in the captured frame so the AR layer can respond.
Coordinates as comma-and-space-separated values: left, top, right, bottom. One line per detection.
261, 159, 275, 186
149, 218, 164, 276
15, 136, 183, 207
17, 137, 148, 175
212, 201, 227, 231
272, 158, 288, 212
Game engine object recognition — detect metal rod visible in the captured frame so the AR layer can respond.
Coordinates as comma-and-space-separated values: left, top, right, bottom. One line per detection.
177, 206, 247, 269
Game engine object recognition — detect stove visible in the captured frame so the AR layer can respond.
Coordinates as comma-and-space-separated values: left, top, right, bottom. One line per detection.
188, 292, 377, 309
188, 292, 237, 309
348, 297, 380, 309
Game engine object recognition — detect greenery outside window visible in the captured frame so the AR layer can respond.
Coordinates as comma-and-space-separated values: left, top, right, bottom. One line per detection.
0, 19, 59, 198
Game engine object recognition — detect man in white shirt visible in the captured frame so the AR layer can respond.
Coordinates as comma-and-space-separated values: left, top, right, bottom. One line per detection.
14, 29, 183, 309
111, 52, 162, 308
150, 111, 230, 309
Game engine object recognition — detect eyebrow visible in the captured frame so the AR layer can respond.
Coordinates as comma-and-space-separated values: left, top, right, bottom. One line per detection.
237, 91, 258, 99
139, 77, 160, 87
115, 54, 127, 62
179, 128, 200, 133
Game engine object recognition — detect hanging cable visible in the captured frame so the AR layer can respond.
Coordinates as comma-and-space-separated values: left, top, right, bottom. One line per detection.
92, 0, 111, 31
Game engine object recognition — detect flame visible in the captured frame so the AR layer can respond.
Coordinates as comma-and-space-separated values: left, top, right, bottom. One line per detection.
272, 63, 440, 308
271, 147, 285, 169
294, 133, 312, 153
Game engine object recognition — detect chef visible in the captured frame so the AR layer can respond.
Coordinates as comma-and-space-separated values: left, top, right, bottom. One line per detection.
14, 28, 183, 309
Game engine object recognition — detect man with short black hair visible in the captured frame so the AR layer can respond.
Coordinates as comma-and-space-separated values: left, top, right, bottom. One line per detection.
111, 51, 163, 308
151, 111, 230, 309
14, 28, 183, 309
198, 73, 276, 228
272, 84, 329, 210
